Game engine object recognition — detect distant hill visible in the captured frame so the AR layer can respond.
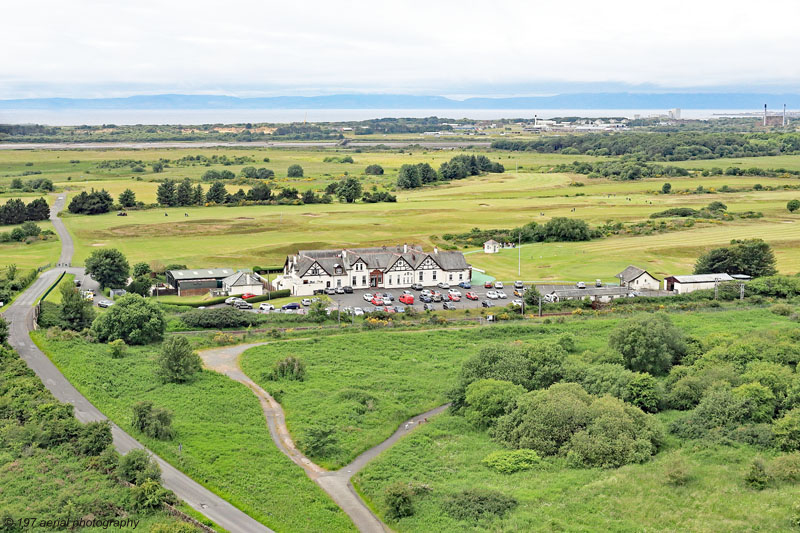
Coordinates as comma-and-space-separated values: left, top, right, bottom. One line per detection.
0, 93, 798, 110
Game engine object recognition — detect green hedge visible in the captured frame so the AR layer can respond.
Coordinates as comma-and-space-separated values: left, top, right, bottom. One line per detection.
179, 289, 291, 308
253, 265, 284, 275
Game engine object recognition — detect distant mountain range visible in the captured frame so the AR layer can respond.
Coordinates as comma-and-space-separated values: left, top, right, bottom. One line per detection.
0, 93, 798, 110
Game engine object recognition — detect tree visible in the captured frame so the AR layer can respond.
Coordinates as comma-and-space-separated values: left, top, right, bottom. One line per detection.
118, 188, 136, 208
191, 184, 204, 205
624, 373, 660, 413
662, 182, 672, 194
397, 164, 421, 189
117, 449, 161, 484
287, 164, 304, 177
608, 313, 686, 376
156, 179, 177, 206
0, 316, 8, 344
132, 262, 151, 278
127, 276, 152, 297
151, 161, 164, 173
775, 408, 800, 451
59, 282, 94, 330
417, 163, 438, 184
364, 164, 384, 175
175, 179, 193, 206
132, 401, 175, 440
788, 199, 800, 213
156, 336, 202, 383
26, 197, 50, 220
300, 425, 337, 457
0, 198, 28, 224
336, 177, 363, 203
67, 190, 113, 215
246, 182, 272, 202
694, 239, 777, 278
464, 379, 526, 428
205, 181, 227, 204
85, 248, 130, 289
78, 421, 113, 456
91, 294, 166, 345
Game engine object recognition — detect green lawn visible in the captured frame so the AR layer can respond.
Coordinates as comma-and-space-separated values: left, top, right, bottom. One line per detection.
239, 308, 793, 469
32, 332, 355, 533
0, 219, 62, 271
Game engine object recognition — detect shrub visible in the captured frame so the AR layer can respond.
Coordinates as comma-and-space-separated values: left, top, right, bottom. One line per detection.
745, 458, 770, 490
464, 379, 526, 428
130, 479, 176, 509
775, 408, 800, 451
557, 333, 576, 352
108, 339, 127, 358
441, 489, 517, 522
664, 455, 691, 486
91, 294, 166, 345
78, 421, 113, 456
482, 449, 541, 474
608, 313, 686, 376
768, 453, 800, 482
771, 303, 794, 316
117, 449, 161, 484
300, 425, 338, 458
267, 356, 306, 381
364, 164, 384, 175
287, 164, 304, 177
181, 306, 263, 329
132, 401, 176, 440
383, 482, 414, 520
156, 336, 202, 384
625, 373, 661, 413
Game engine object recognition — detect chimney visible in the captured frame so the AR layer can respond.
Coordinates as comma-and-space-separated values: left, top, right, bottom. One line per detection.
403, 243, 408, 253
342, 249, 347, 259
434, 246, 438, 254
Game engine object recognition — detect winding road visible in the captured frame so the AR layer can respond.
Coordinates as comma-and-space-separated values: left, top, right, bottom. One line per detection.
4, 195, 273, 533
200, 343, 449, 533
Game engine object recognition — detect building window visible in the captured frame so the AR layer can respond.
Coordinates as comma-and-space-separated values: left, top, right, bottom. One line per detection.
459, 273, 463, 280
352, 276, 356, 285
449, 273, 453, 281
362, 275, 367, 285
432, 271, 437, 281
419, 272, 423, 281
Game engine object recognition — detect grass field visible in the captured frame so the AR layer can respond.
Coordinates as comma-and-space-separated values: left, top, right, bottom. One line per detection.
32, 332, 355, 533
239, 308, 794, 469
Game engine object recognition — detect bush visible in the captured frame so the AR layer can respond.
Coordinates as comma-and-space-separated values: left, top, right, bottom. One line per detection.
300, 425, 338, 458
287, 164, 304, 177
768, 453, 800, 482
441, 489, 517, 522
78, 421, 113, 456
117, 449, 161, 484
745, 458, 770, 490
482, 449, 541, 474
771, 303, 794, 316
267, 356, 306, 381
132, 401, 176, 440
108, 339, 127, 358
775, 408, 800, 451
608, 313, 686, 376
130, 479, 176, 509
91, 294, 166, 345
664, 455, 691, 486
383, 482, 414, 520
156, 336, 202, 384
625, 373, 661, 413
181, 306, 263, 329
464, 378, 525, 428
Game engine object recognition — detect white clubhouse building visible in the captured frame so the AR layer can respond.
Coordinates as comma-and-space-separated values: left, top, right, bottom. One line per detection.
274, 244, 472, 295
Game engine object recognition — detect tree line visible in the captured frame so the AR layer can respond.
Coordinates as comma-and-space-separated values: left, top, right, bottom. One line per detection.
397, 155, 505, 189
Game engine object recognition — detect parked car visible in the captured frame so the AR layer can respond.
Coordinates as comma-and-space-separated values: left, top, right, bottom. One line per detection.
437, 282, 450, 289
442, 302, 456, 310
235, 301, 253, 310
514, 280, 524, 289
494, 281, 504, 289
595, 279, 603, 287
325, 287, 336, 295
383, 306, 396, 314
448, 288, 462, 297
411, 283, 424, 291
514, 288, 526, 297
484, 281, 494, 289
225, 296, 240, 305
371, 296, 385, 306
576, 281, 586, 289
82, 291, 94, 301
363, 293, 374, 302
97, 299, 114, 308
382, 293, 395, 302
423, 303, 435, 311
420, 289, 432, 297
301, 298, 312, 306
241, 293, 257, 300
399, 294, 414, 305
282, 302, 301, 310
448, 293, 461, 302
353, 307, 364, 316
511, 299, 524, 307
343, 286, 353, 294
335, 286, 345, 294
259, 303, 275, 311
74, 279, 81, 287
486, 290, 499, 299
432, 291, 443, 302
458, 281, 472, 289
466, 291, 478, 300
420, 294, 433, 303
313, 289, 326, 295
394, 306, 405, 313
497, 291, 508, 299
482, 300, 495, 308
402, 289, 413, 295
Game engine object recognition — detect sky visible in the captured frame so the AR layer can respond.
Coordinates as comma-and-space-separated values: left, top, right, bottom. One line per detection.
3, 0, 800, 99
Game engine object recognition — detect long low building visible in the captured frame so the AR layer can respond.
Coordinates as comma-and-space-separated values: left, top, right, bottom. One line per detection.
535, 283, 635, 303
663, 273, 735, 294
274, 244, 471, 296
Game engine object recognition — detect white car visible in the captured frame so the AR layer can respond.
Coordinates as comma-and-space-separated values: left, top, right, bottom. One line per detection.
225, 296, 241, 305
512, 299, 524, 307
259, 303, 274, 311
353, 307, 364, 316
301, 298, 312, 306
486, 290, 499, 299
497, 291, 508, 299
420, 289, 432, 297
448, 289, 462, 297
494, 281, 504, 289
363, 293, 373, 302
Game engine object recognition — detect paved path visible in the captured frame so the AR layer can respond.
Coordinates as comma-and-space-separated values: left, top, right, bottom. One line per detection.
201, 343, 449, 533
4, 195, 272, 533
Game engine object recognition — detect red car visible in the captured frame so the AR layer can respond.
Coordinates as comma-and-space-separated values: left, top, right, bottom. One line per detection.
484, 281, 493, 289
399, 294, 414, 305
448, 293, 461, 302
241, 293, 257, 299
466, 291, 478, 300
371, 296, 385, 305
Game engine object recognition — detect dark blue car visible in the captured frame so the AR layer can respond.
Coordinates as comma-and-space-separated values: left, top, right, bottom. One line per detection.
282, 302, 301, 310
420, 294, 433, 303
458, 281, 472, 289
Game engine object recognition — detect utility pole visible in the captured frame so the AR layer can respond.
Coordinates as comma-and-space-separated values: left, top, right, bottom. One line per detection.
740, 282, 745, 300
518, 232, 521, 278
538, 295, 542, 317
714, 278, 719, 300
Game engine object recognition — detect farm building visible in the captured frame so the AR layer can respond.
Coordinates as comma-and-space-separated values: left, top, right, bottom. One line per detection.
616, 266, 661, 291
275, 244, 471, 296
222, 271, 264, 296
663, 273, 735, 294
166, 268, 235, 296
484, 239, 501, 254
534, 284, 633, 303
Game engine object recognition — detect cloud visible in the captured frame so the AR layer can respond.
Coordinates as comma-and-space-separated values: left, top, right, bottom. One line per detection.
2, 0, 799, 97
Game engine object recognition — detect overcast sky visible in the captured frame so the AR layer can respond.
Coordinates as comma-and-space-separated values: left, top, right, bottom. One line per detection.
3, 0, 799, 99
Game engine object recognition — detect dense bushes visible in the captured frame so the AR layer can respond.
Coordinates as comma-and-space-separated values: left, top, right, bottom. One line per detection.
91, 294, 166, 344
0, 197, 49, 225
180, 306, 264, 328
552, 160, 690, 180
266, 356, 307, 381
482, 449, 541, 474
442, 216, 597, 247
132, 401, 175, 440
68, 189, 114, 214
608, 313, 687, 376
441, 489, 517, 521
397, 155, 504, 189
694, 239, 777, 278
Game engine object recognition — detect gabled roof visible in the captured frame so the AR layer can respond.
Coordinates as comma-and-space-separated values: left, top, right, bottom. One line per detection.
290, 245, 469, 276
223, 271, 261, 287
669, 273, 735, 283
168, 268, 234, 280
616, 265, 659, 283
484, 239, 500, 246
